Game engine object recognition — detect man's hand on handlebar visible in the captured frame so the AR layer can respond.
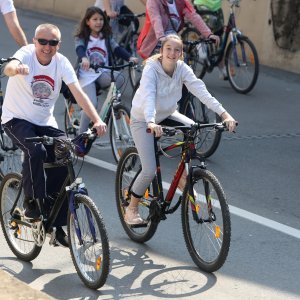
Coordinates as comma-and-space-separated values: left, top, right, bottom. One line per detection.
92, 120, 107, 136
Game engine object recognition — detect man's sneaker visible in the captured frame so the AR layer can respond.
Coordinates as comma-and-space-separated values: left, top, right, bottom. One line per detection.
55, 227, 69, 247
124, 206, 145, 225
23, 198, 40, 220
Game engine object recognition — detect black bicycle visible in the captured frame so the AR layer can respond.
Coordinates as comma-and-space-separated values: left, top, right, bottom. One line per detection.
116, 123, 232, 272
0, 129, 110, 289
182, 0, 259, 94
0, 58, 23, 178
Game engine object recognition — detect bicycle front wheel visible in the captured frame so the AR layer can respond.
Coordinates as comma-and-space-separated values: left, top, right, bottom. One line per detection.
225, 35, 259, 94
109, 104, 133, 163
0, 132, 23, 179
68, 194, 110, 290
181, 93, 222, 158
115, 147, 159, 243
64, 99, 81, 138
181, 168, 231, 272
0, 173, 42, 261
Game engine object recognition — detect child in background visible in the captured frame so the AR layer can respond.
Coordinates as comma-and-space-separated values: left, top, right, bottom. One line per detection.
74, 6, 138, 133
126, 34, 237, 224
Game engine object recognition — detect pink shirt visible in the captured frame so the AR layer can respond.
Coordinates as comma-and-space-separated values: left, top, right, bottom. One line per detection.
140, 0, 212, 58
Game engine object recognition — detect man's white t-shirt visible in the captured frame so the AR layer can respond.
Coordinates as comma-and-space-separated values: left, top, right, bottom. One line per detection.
2, 44, 78, 128
78, 36, 108, 88
0, 0, 15, 15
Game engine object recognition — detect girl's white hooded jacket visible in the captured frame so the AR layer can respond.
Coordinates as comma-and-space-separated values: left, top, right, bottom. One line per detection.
131, 59, 226, 124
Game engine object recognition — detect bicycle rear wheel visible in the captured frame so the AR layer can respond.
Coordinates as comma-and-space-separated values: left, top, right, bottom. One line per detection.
109, 104, 133, 163
0, 173, 42, 261
181, 28, 207, 79
181, 168, 231, 272
68, 194, 110, 290
0, 132, 23, 179
64, 99, 81, 138
225, 35, 259, 94
115, 147, 159, 243
181, 93, 222, 158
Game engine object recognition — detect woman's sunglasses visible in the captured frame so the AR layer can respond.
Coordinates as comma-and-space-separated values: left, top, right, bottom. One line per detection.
36, 38, 60, 46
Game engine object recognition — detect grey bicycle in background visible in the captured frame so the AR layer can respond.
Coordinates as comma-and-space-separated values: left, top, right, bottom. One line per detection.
182, 0, 259, 94
0, 58, 23, 179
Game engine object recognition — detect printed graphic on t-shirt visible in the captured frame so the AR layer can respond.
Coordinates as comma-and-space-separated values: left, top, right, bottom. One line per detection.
87, 46, 107, 67
31, 75, 55, 108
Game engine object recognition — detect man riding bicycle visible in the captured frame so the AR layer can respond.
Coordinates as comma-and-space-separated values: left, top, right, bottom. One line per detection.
1, 23, 106, 247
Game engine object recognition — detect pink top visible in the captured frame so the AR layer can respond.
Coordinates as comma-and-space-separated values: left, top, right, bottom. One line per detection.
140, 0, 212, 58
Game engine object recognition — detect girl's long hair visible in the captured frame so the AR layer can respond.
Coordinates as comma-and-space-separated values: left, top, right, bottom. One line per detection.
75, 6, 112, 43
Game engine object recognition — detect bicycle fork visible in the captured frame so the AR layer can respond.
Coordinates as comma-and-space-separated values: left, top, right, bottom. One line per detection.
66, 178, 97, 244
188, 165, 216, 224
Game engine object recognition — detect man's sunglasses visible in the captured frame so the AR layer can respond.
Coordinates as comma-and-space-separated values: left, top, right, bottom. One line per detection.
36, 38, 60, 46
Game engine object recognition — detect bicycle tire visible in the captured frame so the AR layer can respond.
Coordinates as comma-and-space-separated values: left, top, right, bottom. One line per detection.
115, 147, 159, 243
64, 99, 81, 138
225, 35, 259, 94
181, 28, 207, 79
0, 132, 23, 179
109, 104, 133, 163
0, 173, 42, 261
181, 93, 222, 158
68, 194, 110, 290
181, 168, 231, 272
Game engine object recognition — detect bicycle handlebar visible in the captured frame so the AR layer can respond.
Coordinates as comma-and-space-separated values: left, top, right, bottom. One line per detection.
183, 39, 215, 46
25, 128, 97, 146
117, 12, 145, 19
146, 122, 238, 137
88, 61, 135, 73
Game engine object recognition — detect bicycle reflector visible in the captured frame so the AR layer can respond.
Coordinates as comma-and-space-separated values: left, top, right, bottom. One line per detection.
72, 133, 96, 157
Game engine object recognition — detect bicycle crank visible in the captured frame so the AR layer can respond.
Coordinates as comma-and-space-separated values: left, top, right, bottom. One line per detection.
31, 221, 46, 247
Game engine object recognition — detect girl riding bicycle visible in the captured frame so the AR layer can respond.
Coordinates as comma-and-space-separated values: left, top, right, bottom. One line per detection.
126, 34, 237, 225
74, 6, 138, 133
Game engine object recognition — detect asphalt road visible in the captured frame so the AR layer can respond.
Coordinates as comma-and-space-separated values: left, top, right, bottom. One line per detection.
0, 8, 300, 300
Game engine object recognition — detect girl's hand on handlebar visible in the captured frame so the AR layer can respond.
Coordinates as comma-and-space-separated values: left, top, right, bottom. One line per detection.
107, 10, 118, 18
81, 57, 90, 71
221, 111, 237, 132
209, 34, 220, 47
93, 120, 107, 136
129, 57, 139, 65
147, 122, 163, 137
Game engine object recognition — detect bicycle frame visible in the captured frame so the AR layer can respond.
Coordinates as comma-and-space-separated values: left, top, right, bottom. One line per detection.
98, 71, 131, 141
204, 2, 243, 69
8, 139, 97, 245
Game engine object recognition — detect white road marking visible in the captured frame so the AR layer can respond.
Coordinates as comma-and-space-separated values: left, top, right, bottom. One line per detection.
83, 155, 300, 240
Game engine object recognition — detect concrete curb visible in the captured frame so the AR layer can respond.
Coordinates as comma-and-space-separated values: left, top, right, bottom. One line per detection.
0, 269, 54, 300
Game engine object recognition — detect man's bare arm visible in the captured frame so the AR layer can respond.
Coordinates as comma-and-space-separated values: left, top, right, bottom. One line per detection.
3, 11, 28, 46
